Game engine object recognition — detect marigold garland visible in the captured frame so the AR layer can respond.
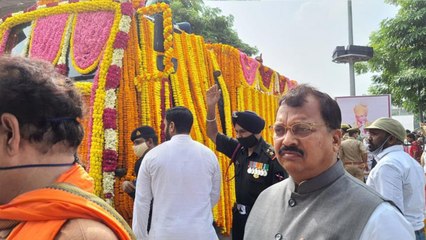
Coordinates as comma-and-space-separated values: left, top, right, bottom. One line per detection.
56, 14, 73, 75
114, 14, 140, 223
0, 29, 10, 54
100, 1, 133, 205
75, 81, 92, 168
75, 81, 92, 95
206, 49, 235, 234
137, 3, 174, 82
169, 33, 186, 106
0, 0, 296, 234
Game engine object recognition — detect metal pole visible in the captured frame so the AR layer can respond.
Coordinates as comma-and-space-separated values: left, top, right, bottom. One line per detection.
348, 0, 356, 96
348, 0, 354, 45
349, 61, 355, 96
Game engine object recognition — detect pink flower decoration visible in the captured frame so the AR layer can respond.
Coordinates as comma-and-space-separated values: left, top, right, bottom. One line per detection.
30, 14, 69, 62
72, 11, 115, 70
102, 149, 118, 172
105, 65, 121, 89
259, 65, 274, 89
55, 64, 68, 76
239, 51, 259, 86
46, 2, 58, 7
278, 76, 286, 93
0, 29, 10, 55
113, 31, 129, 49
121, 2, 134, 16
103, 108, 117, 129
3, 14, 12, 20
27, 5, 37, 12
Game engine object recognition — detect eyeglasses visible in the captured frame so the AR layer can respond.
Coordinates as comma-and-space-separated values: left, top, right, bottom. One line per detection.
270, 122, 324, 139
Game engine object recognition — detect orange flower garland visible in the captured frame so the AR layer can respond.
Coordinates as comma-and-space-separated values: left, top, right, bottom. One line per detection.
137, 3, 174, 82
114, 14, 141, 224
75, 82, 93, 168
0, 0, 296, 234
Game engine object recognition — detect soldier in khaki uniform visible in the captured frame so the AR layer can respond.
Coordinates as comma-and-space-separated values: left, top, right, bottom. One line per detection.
339, 128, 368, 171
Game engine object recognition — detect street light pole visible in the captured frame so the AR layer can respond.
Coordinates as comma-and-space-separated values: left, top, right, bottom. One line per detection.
347, 0, 355, 96
332, 1, 373, 87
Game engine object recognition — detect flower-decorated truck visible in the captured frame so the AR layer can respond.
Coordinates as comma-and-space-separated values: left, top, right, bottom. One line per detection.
0, 0, 296, 234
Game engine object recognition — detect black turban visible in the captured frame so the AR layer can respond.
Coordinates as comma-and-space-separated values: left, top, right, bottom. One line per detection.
131, 126, 156, 142
232, 111, 265, 134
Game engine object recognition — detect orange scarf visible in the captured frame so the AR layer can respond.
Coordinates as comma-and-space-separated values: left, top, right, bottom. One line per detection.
0, 164, 135, 239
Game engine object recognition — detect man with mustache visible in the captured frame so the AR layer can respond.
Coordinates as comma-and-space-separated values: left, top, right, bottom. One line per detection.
244, 84, 414, 239
206, 84, 288, 240
365, 118, 425, 240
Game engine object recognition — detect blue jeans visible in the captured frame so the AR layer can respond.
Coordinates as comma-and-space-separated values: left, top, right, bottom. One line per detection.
415, 229, 425, 240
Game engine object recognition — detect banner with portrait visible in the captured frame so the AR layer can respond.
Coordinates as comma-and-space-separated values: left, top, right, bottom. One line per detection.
335, 95, 391, 137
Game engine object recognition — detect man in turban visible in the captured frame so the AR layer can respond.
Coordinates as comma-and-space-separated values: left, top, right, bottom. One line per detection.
366, 117, 425, 240
206, 84, 288, 240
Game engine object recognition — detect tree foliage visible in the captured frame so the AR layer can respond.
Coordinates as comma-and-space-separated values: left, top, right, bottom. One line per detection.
170, 0, 258, 56
356, 0, 426, 121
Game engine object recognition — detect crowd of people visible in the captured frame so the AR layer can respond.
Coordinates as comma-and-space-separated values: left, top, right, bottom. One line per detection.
1, 56, 425, 240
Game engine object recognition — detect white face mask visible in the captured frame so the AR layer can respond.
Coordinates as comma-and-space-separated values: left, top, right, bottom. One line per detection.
368, 135, 391, 157
133, 143, 149, 158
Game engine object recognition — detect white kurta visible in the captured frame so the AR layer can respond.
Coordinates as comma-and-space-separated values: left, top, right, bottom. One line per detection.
132, 134, 221, 240
367, 145, 425, 231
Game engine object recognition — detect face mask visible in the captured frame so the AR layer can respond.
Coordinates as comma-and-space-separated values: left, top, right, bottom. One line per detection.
368, 135, 391, 157
237, 135, 259, 148
133, 143, 149, 158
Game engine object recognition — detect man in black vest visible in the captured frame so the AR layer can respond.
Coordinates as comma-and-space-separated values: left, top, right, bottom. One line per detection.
206, 84, 287, 240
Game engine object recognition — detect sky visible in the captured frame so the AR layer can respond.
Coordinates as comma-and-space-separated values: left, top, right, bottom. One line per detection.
204, 0, 398, 98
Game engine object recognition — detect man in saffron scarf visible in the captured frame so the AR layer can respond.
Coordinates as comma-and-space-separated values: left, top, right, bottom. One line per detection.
0, 56, 135, 240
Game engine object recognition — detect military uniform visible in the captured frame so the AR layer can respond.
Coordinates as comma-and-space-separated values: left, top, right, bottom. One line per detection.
216, 133, 288, 240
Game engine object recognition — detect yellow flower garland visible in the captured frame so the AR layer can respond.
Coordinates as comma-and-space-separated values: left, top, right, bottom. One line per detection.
75, 81, 93, 95
137, 3, 174, 83
207, 49, 235, 234
86, 2, 123, 196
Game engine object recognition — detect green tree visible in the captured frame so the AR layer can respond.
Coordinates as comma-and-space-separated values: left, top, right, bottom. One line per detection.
357, 0, 426, 121
170, 0, 258, 56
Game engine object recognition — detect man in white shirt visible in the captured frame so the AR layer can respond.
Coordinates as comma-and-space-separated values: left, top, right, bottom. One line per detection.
132, 106, 221, 240
366, 117, 425, 240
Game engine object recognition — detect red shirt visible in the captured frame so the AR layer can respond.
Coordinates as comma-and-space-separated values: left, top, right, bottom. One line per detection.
409, 141, 421, 162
